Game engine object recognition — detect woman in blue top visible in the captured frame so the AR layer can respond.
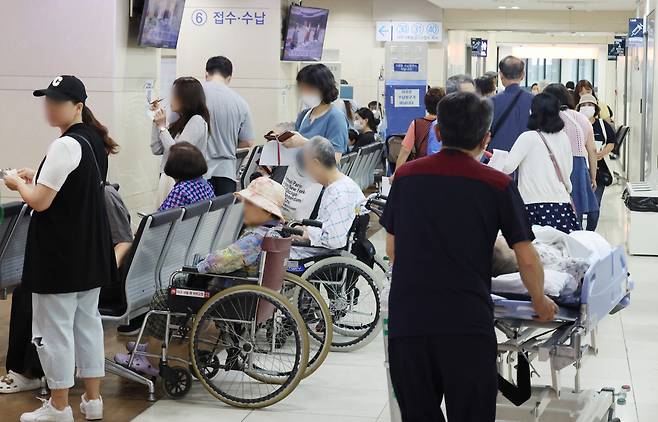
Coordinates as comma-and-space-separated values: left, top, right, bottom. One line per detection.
282, 64, 349, 160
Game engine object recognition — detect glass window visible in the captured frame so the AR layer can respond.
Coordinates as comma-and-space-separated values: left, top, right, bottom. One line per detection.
577, 59, 595, 83
526, 58, 542, 87
545, 59, 561, 83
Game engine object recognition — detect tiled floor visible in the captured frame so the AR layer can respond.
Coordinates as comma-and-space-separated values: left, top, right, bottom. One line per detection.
2, 184, 656, 421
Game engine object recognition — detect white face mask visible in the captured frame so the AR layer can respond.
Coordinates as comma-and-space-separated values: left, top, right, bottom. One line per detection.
353, 120, 365, 131
580, 106, 596, 119
301, 93, 322, 109
371, 109, 381, 120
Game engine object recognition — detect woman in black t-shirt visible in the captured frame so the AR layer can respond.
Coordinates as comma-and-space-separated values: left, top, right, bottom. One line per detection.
350, 107, 380, 153
577, 94, 616, 231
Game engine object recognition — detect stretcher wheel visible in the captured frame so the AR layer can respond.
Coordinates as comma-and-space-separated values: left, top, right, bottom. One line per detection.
301, 256, 382, 352
161, 366, 192, 399
189, 285, 309, 408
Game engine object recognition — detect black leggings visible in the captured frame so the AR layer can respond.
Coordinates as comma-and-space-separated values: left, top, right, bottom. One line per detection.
6, 285, 43, 378
388, 333, 497, 422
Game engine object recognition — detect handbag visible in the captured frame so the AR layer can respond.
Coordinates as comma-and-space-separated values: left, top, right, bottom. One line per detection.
596, 119, 614, 187
535, 131, 577, 215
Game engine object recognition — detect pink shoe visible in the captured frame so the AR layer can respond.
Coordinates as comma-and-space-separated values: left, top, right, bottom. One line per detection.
125, 342, 148, 353
114, 353, 159, 377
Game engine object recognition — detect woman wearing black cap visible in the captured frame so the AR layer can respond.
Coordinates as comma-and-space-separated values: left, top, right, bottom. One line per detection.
4, 75, 117, 422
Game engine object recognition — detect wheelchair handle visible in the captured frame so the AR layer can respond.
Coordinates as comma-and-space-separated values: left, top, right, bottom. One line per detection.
301, 219, 323, 228
281, 226, 304, 237
369, 199, 387, 208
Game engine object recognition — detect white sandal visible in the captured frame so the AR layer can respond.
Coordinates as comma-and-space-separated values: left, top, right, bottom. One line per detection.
0, 370, 42, 394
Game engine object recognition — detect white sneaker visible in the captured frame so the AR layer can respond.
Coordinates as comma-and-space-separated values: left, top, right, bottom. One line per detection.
80, 394, 103, 420
0, 371, 42, 393
20, 398, 73, 422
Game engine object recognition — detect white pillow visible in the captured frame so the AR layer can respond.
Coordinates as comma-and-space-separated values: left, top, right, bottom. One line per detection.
492, 270, 575, 297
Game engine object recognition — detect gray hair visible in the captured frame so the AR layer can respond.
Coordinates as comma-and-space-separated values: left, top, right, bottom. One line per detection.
305, 136, 337, 168
446, 74, 475, 94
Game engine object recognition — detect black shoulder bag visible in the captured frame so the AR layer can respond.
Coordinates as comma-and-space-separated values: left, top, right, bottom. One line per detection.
490, 91, 523, 139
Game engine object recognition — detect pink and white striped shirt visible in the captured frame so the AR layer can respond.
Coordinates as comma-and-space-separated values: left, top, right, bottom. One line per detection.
560, 109, 593, 158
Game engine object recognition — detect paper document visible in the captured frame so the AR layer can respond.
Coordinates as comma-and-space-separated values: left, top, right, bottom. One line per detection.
260, 141, 300, 167
487, 149, 509, 172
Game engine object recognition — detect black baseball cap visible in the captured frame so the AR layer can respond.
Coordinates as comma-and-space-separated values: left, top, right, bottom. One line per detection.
33, 75, 87, 103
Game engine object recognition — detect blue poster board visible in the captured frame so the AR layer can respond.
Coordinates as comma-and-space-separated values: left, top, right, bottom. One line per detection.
384, 80, 427, 139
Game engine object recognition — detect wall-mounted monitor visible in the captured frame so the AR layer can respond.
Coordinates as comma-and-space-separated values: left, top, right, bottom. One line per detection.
282, 5, 329, 62
138, 0, 186, 49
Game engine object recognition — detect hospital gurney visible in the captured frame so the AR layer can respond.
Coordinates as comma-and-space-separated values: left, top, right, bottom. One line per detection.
493, 246, 631, 422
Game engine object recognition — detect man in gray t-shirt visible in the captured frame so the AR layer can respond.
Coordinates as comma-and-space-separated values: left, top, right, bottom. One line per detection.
204, 56, 255, 195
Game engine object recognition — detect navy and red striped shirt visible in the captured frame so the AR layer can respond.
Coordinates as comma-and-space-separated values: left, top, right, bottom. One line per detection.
381, 149, 534, 338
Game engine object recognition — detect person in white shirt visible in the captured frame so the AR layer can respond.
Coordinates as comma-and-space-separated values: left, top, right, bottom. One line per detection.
291, 136, 365, 259
500, 93, 579, 234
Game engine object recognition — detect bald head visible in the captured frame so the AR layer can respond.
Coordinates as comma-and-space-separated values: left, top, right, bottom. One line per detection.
499, 56, 525, 86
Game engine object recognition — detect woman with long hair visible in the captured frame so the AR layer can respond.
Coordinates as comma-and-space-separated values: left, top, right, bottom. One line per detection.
543, 83, 599, 226
150, 76, 210, 206
4, 75, 117, 421
500, 93, 579, 233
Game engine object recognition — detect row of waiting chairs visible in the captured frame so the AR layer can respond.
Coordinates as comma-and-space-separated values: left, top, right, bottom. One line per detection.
0, 195, 246, 400
340, 142, 384, 190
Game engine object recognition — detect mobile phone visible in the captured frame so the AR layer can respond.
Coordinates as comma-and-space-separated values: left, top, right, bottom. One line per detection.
277, 131, 294, 142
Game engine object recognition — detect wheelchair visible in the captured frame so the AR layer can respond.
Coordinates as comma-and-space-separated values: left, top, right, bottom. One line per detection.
118, 228, 332, 408
286, 194, 389, 352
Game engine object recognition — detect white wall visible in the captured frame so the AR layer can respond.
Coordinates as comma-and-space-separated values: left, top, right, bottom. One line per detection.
302, 0, 446, 107
0, 1, 160, 209
176, 0, 288, 140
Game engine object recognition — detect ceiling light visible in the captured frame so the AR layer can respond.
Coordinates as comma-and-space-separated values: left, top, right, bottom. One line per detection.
511, 6, 520, 9
498, 6, 507, 9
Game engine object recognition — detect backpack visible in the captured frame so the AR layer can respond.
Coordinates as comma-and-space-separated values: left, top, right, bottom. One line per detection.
410, 117, 434, 160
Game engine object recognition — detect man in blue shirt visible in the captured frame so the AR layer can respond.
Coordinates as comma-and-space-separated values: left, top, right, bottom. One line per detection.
489, 56, 534, 151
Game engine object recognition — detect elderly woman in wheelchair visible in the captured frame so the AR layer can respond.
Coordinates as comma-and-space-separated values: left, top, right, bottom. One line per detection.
113, 177, 332, 407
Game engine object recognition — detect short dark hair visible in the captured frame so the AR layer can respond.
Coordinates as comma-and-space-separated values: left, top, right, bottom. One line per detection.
206, 56, 233, 78
437, 92, 493, 150
499, 56, 525, 80
296, 64, 339, 104
475, 75, 496, 96
164, 142, 208, 181
424, 87, 445, 115
543, 83, 575, 110
565, 81, 575, 90
527, 93, 565, 134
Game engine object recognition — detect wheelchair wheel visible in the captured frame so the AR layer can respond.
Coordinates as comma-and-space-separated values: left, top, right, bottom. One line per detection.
189, 285, 309, 408
301, 256, 382, 352
161, 366, 192, 399
247, 273, 331, 383
280, 273, 332, 379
